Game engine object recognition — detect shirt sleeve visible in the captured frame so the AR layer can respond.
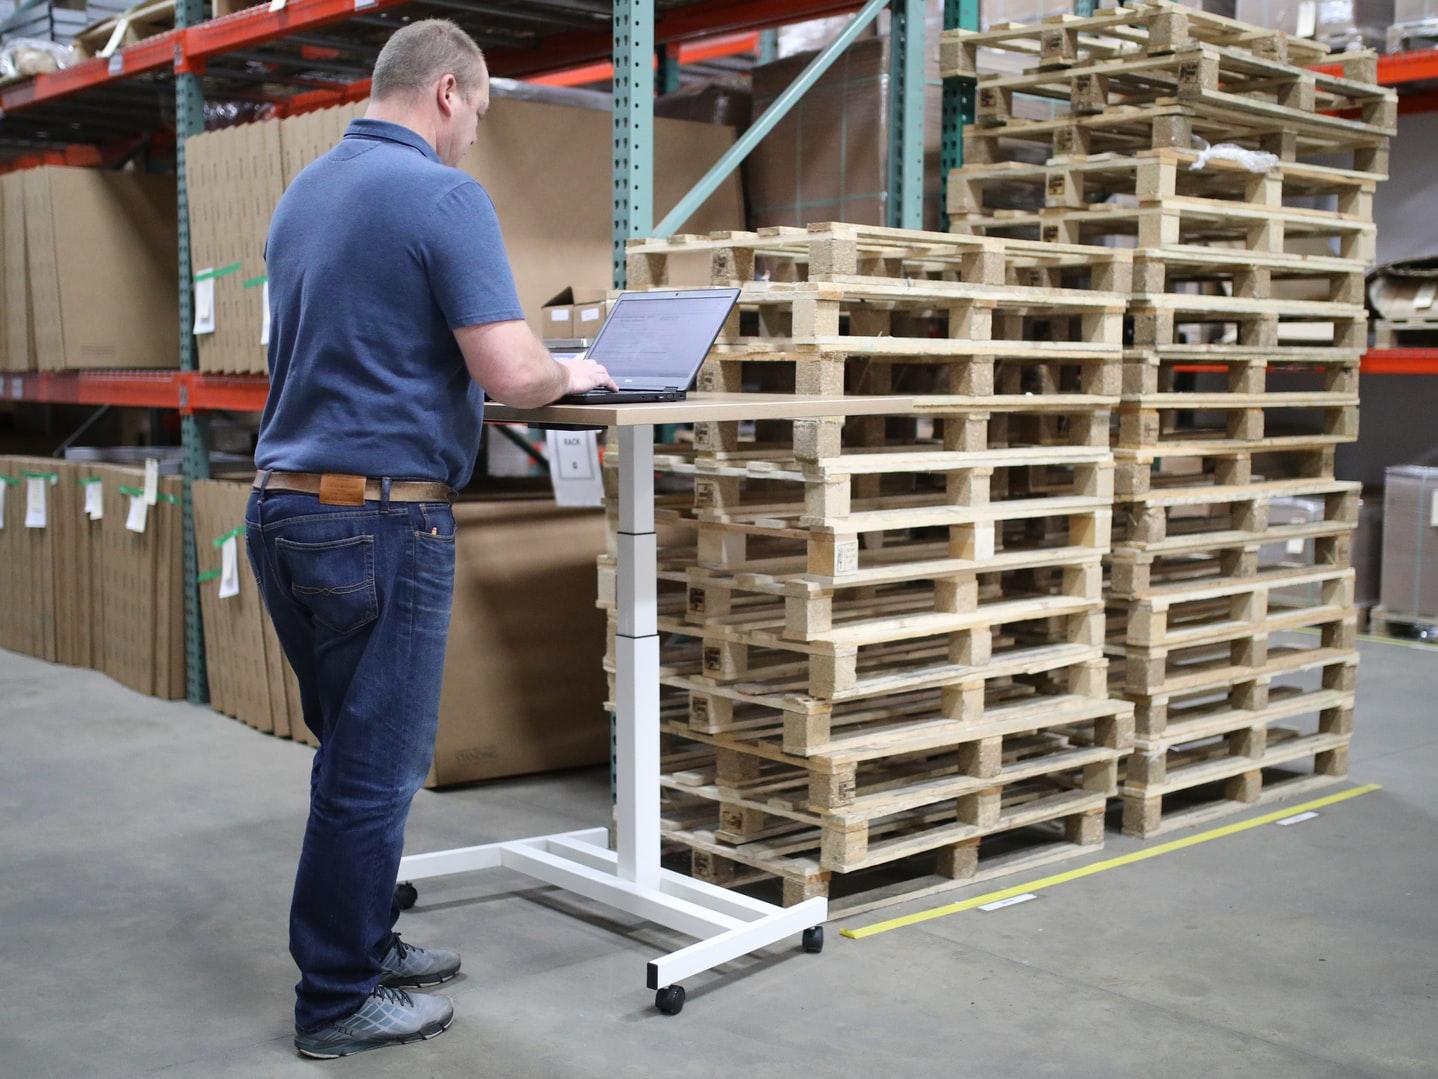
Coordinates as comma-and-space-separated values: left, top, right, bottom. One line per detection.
423, 181, 526, 329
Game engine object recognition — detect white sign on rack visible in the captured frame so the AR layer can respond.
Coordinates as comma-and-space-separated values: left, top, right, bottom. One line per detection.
125, 494, 149, 534
193, 274, 217, 335
219, 535, 241, 599
545, 430, 605, 507
25, 476, 47, 529
143, 458, 160, 506
84, 481, 104, 520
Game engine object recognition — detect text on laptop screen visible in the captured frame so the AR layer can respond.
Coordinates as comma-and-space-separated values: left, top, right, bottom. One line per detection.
587, 294, 733, 382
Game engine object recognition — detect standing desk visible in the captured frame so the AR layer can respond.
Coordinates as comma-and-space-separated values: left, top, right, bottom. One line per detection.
397, 393, 913, 1014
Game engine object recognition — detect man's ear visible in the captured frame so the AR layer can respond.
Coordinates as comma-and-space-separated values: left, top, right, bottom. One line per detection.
436, 73, 458, 118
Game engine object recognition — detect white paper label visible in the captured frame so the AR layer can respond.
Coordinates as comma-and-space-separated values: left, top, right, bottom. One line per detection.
979, 893, 1038, 912
107, 53, 123, 76
8, 377, 20, 397
1296, 0, 1317, 36
1415, 281, 1437, 310
580, 307, 601, 322
25, 477, 47, 529
260, 280, 271, 347
125, 494, 148, 534
84, 482, 104, 520
143, 458, 160, 506
975, 524, 996, 560
355, 0, 376, 8
219, 535, 241, 599
549, 309, 569, 322
1276, 810, 1320, 826
268, 0, 286, 10
1430, 491, 1438, 527
193, 275, 217, 335
0, 483, 6, 529
1285, 537, 1305, 555
545, 430, 605, 507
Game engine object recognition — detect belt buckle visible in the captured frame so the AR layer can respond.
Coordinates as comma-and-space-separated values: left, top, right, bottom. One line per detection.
318, 473, 367, 506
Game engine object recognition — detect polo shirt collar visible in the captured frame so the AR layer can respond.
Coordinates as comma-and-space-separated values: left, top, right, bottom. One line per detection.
344, 118, 441, 163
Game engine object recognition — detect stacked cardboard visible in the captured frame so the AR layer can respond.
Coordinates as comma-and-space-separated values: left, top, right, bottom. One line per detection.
185, 93, 746, 373
0, 457, 181, 696
0, 169, 177, 372
188, 477, 612, 787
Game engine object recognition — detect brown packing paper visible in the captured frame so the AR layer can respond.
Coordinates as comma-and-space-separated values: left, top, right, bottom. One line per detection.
426, 500, 611, 788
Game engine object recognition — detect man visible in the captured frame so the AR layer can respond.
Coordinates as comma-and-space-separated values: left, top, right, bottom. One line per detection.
244, 20, 615, 1059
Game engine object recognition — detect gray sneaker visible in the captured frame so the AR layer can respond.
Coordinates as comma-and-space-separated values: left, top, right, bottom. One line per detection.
294, 985, 454, 1059
379, 935, 461, 989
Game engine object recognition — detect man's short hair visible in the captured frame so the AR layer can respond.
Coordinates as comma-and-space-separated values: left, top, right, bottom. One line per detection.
371, 19, 487, 101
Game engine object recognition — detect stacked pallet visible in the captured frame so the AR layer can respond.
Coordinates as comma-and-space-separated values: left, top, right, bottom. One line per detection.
612, 223, 1136, 909
941, 0, 1391, 837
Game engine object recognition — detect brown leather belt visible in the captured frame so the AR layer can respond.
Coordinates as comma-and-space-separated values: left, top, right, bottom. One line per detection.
254, 469, 454, 506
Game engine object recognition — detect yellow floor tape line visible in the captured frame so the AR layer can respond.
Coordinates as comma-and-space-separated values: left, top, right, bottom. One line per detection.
840, 783, 1382, 941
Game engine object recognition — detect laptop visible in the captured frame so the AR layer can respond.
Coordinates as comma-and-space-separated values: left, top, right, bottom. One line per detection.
556, 287, 741, 405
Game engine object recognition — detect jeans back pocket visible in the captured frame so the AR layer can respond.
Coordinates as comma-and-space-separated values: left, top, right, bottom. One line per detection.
275, 534, 379, 635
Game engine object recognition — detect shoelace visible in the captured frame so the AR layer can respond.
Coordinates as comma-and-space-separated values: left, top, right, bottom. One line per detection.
372, 983, 413, 1008
389, 934, 418, 962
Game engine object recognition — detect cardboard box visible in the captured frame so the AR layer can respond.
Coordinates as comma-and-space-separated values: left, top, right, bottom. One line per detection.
427, 500, 611, 787
1380, 465, 1438, 619
0, 455, 60, 660
746, 36, 942, 230
22, 168, 179, 371
541, 286, 609, 341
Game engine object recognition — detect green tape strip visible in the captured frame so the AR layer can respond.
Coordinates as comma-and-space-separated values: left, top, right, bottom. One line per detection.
242, 274, 268, 289
117, 485, 144, 498
0, 476, 20, 487
197, 569, 222, 583
22, 470, 58, 481
77, 476, 103, 486
157, 492, 179, 506
194, 261, 243, 283
213, 524, 247, 546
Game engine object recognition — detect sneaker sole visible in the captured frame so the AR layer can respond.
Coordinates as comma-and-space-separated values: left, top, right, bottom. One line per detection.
379, 969, 459, 990
295, 1014, 454, 1060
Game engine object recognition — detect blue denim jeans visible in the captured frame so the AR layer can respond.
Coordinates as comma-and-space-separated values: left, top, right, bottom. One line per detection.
244, 487, 456, 1034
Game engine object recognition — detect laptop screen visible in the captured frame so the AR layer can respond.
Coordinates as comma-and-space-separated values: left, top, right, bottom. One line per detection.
585, 289, 739, 386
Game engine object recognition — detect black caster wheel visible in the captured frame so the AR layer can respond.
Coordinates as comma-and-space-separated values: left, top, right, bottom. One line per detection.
655, 985, 686, 1015
802, 926, 824, 954
394, 882, 418, 911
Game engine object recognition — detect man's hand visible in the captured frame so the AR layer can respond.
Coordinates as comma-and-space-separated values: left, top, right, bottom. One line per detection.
563, 358, 618, 395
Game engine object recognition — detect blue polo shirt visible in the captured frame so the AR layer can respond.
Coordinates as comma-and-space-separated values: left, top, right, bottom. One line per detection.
255, 118, 524, 490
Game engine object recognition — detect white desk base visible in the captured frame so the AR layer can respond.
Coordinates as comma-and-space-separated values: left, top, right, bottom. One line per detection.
398, 423, 826, 1013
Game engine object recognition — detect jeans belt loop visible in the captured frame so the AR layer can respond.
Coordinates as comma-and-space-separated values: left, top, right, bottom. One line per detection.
256, 468, 272, 501
380, 476, 392, 510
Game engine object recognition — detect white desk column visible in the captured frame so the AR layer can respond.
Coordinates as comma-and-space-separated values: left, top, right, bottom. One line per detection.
615, 424, 660, 888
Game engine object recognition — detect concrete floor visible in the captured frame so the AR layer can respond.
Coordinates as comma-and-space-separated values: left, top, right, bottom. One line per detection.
2, 637, 1436, 1079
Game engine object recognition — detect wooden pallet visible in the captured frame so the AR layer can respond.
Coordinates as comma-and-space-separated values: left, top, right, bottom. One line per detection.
1110, 632, 1357, 738
942, 1, 1334, 74
1368, 607, 1438, 643
1120, 726, 1352, 837
1372, 318, 1438, 349
626, 222, 1131, 293
955, 41, 1394, 140
960, 100, 1388, 179
666, 777, 1110, 909
947, 149, 1380, 240
1113, 474, 1359, 545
